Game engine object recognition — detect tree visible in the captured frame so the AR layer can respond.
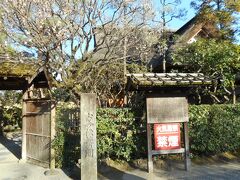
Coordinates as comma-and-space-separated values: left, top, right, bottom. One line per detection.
0, 0, 158, 104
0, 15, 16, 56
150, 0, 187, 72
158, 0, 187, 29
173, 38, 240, 103
191, 0, 240, 41
172, 1, 240, 103
0, 91, 22, 133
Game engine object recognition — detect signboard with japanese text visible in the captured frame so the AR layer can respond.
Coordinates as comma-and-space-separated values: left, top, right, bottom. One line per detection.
145, 94, 191, 173
147, 96, 188, 123
154, 123, 181, 150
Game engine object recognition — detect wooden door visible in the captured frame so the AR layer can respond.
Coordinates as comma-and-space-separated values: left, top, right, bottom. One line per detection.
23, 99, 52, 168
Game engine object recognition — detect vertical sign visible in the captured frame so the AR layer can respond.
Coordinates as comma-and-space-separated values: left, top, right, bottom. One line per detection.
154, 123, 181, 150
81, 93, 97, 180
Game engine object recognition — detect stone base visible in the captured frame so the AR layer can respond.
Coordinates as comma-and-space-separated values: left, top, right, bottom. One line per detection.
44, 169, 59, 176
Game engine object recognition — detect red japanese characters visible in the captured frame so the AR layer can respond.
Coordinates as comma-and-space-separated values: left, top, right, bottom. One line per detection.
154, 123, 181, 150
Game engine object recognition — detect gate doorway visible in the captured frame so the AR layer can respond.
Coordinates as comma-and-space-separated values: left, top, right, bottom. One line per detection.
0, 60, 55, 168
22, 98, 55, 168
0, 90, 22, 163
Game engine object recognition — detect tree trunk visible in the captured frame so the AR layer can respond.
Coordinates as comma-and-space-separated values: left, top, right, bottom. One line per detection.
232, 82, 236, 104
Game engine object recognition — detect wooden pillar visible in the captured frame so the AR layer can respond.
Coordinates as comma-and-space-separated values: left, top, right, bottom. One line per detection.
184, 122, 191, 171
147, 124, 153, 173
81, 93, 97, 180
50, 102, 56, 169
21, 91, 27, 161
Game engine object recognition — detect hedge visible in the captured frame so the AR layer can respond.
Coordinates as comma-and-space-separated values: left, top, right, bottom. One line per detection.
53, 106, 146, 168
189, 104, 240, 155
0, 104, 22, 134
53, 104, 240, 167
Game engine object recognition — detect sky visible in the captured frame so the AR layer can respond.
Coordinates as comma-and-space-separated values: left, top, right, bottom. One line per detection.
167, 1, 196, 30
12, 0, 239, 56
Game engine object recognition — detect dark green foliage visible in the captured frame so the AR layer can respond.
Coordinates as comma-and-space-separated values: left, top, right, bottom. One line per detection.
53, 103, 240, 167
97, 108, 138, 161
53, 106, 147, 168
189, 104, 240, 155
0, 105, 22, 133
52, 104, 80, 168
173, 39, 240, 103
191, 0, 240, 41
97, 108, 147, 161
0, 91, 22, 134
173, 39, 240, 87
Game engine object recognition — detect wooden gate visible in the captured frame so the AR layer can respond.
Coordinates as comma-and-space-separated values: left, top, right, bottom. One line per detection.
22, 98, 55, 168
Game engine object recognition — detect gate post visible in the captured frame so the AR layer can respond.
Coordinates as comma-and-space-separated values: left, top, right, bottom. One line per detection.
147, 124, 153, 173
21, 91, 27, 161
50, 102, 56, 169
184, 122, 191, 171
80, 93, 97, 180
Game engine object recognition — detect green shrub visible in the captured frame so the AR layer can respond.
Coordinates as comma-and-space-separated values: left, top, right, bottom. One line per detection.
97, 108, 138, 161
53, 106, 146, 167
189, 104, 240, 155
53, 104, 80, 168
54, 103, 240, 167
0, 104, 22, 133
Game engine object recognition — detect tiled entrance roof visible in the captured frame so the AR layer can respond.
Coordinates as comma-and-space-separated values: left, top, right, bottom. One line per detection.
127, 73, 216, 90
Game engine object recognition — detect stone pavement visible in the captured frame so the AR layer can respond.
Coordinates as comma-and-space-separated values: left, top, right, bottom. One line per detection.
1, 133, 240, 180
0, 132, 21, 163
1, 160, 240, 180
0, 139, 19, 163
0, 162, 71, 180
98, 161, 240, 180
0, 134, 70, 180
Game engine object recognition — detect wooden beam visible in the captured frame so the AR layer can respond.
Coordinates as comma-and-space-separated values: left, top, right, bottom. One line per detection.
152, 148, 185, 155
147, 124, 153, 173
21, 91, 27, 161
184, 122, 191, 171
50, 102, 56, 169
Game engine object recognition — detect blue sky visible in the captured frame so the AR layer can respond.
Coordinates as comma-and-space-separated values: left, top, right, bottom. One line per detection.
167, 1, 196, 30
151, 0, 196, 30
13, 0, 239, 56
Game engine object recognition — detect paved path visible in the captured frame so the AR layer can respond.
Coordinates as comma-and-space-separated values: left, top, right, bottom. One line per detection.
0, 162, 71, 180
0, 134, 70, 180
1, 161, 240, 180
1, 133, 240, 180
0, 136, 20, 164
99, 161, 240, 180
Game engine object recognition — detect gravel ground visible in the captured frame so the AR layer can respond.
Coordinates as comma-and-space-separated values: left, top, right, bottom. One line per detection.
0, 162, 71, 180
98, 161, 240, 180
0, 132, 70, 180
1, 160, 240, 180
1, 132, 240, 180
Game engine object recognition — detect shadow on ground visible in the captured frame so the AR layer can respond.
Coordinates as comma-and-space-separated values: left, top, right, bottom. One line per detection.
0, 133, 21, 160
98, 163, 145, 180
62, 162, 146, 180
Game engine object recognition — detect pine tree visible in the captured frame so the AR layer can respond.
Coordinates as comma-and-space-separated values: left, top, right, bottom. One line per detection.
191, 0, 240, 41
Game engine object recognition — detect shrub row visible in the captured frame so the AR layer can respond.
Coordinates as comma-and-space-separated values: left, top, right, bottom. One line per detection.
0, 104, 22, 133
54, 106, 146, 167
54, 104, 240, 167
189, 104, 240, 155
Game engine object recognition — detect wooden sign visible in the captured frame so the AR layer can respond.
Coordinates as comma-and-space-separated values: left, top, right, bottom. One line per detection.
81, 93, 97, 180
147, 96, 188, 123
154, 123, 181, 150
146, 95, 190, 173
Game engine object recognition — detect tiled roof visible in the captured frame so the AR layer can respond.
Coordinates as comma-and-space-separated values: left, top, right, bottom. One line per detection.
127, 73, 216, 90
